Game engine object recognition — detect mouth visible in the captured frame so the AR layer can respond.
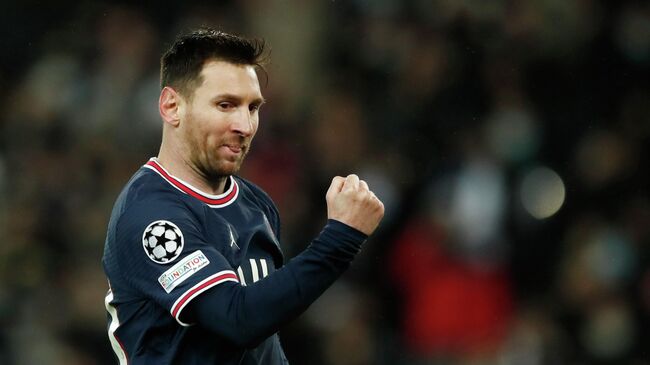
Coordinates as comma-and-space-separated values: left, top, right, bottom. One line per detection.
222, 144, 246, 155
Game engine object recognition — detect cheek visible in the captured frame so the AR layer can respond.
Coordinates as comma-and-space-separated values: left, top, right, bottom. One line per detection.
251, 118, 260, 136
183, 112, 213, 150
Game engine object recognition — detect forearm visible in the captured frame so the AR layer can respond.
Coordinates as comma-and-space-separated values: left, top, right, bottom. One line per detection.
184, 220, 367, 347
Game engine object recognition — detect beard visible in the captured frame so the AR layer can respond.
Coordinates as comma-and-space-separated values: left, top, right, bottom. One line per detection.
181, 107, 254, 182
203, 143, 250, 179
185, 129, 252, 182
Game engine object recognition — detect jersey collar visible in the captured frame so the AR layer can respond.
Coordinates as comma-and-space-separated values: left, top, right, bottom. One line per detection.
144, 158, 239, 208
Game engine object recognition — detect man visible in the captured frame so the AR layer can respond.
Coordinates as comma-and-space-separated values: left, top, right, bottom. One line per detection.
102, 28, 384, 364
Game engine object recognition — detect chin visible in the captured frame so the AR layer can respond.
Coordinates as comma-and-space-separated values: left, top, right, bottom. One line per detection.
210, 159, 244, 177
202, 149, 248, 177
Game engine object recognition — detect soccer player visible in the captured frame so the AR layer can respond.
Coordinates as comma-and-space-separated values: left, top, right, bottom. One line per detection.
102, 28, 384, 364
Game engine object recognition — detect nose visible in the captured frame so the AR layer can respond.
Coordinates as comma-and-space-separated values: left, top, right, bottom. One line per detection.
231, 107, 255, 137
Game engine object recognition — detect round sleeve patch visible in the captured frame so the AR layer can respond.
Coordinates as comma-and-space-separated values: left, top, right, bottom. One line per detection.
142, 220, 184, 264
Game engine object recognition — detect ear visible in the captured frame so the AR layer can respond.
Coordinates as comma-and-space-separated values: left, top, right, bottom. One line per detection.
159, 86, 182, 126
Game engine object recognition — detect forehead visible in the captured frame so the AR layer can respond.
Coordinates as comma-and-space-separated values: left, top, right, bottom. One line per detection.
195, 60, 262, 99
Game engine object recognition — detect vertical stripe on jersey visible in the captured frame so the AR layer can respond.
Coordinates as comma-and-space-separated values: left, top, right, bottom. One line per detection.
105, 290, 128, 364
260, 259, 268, 278
237, 266, 247, 286
250, 259, 259, 282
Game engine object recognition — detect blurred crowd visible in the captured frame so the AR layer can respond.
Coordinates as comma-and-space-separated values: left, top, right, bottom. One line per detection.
0, 1, 648, 364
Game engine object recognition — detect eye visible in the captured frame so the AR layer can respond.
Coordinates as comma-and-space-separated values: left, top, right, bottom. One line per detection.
249, 104, 261, 112
217, 102, 235, 111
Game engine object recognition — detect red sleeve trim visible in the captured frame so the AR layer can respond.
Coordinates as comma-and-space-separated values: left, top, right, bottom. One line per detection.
171, 270, 239, 326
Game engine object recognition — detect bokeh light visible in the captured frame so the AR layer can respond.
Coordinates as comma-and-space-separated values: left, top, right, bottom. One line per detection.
520, 167, 566, 219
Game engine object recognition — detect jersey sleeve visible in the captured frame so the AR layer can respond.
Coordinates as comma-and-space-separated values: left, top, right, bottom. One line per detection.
185, 219, 368, 348
111, 198, 239, 326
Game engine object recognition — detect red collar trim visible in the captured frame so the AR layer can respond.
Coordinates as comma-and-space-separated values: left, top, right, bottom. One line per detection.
144, 158, 239, 208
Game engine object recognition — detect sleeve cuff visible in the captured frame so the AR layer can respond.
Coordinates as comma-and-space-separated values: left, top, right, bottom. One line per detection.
326, 219, 368, 241
171, 270, 239, 326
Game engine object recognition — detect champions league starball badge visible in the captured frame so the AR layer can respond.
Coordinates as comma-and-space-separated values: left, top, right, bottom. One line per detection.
142, 220, 184, 264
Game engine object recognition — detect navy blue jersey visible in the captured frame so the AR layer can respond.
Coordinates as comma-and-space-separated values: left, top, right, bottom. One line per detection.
103, 158, 367, 364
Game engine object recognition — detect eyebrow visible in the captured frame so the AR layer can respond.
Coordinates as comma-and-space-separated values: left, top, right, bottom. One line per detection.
213, 93, 266, 105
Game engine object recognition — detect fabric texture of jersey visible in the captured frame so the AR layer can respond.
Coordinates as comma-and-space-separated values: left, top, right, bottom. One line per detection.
103, 158, 288, 364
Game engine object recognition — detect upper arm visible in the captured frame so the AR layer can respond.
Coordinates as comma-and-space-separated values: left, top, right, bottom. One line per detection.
109, 199, 241, 325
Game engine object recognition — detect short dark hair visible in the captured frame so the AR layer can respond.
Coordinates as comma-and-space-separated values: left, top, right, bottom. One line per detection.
160, 28, 268, 98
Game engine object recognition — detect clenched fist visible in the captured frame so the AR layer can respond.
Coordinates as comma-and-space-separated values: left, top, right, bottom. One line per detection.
326, 174, 385, 236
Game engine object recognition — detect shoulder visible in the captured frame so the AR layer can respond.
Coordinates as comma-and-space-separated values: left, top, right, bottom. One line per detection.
234, 176, 281, 232
234, 176, 277, 211
112, 168, 205, 240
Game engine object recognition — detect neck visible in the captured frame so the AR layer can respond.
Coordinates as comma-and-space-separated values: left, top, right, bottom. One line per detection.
157, 140, 228, 195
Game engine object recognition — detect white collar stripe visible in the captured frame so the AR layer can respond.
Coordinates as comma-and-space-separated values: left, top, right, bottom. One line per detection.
144, 158, 239, 208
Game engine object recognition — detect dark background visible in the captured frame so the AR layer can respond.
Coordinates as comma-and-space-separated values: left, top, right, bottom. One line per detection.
0, 1, 648, 364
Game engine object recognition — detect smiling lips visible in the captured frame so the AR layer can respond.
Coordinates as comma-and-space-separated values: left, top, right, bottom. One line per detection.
223, 144, 245, 154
